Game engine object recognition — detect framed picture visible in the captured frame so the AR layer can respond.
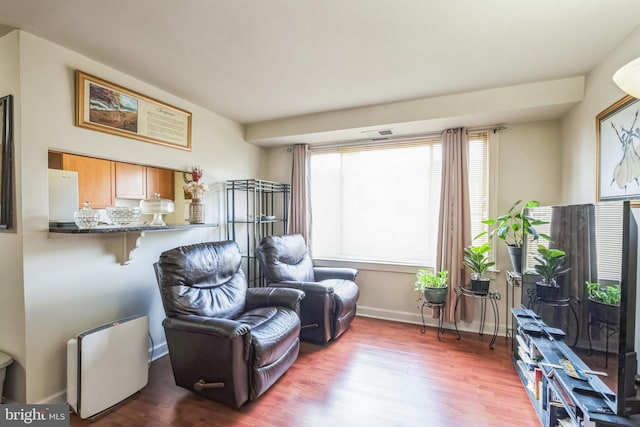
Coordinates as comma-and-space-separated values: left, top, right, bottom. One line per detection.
0, 95, 13, 230
75, 71, 192, 151
596, 95, 640, 201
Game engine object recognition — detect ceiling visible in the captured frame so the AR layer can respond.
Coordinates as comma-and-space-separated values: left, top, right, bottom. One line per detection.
1, 0, 640, 145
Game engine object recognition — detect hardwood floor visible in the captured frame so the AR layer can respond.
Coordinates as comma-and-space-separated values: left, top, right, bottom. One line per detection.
70, 317, 540, 427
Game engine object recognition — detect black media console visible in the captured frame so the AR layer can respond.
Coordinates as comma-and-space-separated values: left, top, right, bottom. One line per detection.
512, 308, 636, 426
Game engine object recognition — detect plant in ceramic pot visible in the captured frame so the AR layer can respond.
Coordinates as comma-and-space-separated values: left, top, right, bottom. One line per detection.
533, 245, 570, 301
586, 282, 620, 325
463, 242, 494, 295
481, 200, 550, 273
415, 269, 448, 304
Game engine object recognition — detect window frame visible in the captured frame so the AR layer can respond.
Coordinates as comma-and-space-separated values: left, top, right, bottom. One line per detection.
309, 131, 495, 269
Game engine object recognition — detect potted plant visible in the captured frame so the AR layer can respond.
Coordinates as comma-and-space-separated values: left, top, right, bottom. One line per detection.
586, 282, 621, 325
463, 242, 494, 295
415, 269, 448, 304
481, 200, 550, 273
533, 245, 570, 301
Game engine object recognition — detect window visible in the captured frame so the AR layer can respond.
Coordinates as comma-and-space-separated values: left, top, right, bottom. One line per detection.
310, 133, 489, 266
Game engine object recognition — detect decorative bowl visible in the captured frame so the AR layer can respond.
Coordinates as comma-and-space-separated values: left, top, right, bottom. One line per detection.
106, 206, 141, 226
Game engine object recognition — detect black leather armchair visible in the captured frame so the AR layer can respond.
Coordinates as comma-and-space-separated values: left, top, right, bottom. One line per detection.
154, 240, 305, 408
256, 234, 359, 344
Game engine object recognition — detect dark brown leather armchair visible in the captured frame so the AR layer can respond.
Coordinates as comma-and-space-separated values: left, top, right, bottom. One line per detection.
154, 240, 305, 408
256, 234, 359, 344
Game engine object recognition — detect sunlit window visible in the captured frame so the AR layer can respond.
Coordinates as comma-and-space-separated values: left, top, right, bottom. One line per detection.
310, 133, 489, 266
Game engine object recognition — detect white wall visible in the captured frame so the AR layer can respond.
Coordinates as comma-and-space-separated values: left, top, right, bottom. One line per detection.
264, 119, 563, 333
0, 30, 26, 402
561, 25, 640, 202
9, 30, 264, 403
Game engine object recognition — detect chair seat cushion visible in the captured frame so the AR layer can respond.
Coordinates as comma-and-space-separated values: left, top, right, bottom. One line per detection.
236, 307, 301, 367
321, 279, 359, 317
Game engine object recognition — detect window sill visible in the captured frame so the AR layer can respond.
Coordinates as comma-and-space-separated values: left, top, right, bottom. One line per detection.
313, 258, 428, 274
313, 258, 501, 278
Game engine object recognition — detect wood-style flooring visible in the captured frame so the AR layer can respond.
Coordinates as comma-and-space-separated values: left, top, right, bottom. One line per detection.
70, 317, 539, 427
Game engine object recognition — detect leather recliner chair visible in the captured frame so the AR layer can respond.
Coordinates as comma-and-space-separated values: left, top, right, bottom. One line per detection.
256, 234, 359, 344
154, 240, 305, 408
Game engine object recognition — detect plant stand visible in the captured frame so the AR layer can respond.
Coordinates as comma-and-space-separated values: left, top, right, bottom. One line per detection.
526, 288, 580, 347
587, 299, 620, 369
453, 286, 501, 349
420, 300, 445, 341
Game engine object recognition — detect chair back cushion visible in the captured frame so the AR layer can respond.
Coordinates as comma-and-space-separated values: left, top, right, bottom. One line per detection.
157, 240, 247, 318
257, 234, 315, 283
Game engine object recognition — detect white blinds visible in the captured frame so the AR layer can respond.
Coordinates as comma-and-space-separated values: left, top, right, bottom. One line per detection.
595, 202, 623, 282
309, 132, 488, 265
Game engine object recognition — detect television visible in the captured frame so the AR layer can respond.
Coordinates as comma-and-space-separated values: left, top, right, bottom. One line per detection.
521, 201, 640, 417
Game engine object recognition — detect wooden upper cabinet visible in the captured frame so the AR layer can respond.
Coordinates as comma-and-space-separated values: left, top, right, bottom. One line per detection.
146, 166, 175, 200
115, 162, 147, 199
61, 153, 114, 209
52, 151, 176, 205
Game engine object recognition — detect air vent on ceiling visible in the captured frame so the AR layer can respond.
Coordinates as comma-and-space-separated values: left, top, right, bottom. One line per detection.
362, 129, 394, 140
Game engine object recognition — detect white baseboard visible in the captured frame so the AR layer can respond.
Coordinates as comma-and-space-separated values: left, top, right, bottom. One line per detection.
356, 305, 508, 337
36, 388, 67, 404
150, 342, 168, 362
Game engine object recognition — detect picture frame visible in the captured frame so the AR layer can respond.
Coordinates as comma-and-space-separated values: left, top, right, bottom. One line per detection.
596, 95, 640, 202
0, 94, 13, 230
75, 71, 192, 151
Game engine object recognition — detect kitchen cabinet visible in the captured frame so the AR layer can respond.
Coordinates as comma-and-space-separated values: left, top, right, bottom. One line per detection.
146, 166, 175, 200
49, 152, 176, 207
61, 153, 114, 209
115, 162, 146, 199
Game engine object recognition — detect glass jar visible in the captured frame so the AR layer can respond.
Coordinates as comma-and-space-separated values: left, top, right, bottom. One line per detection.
74, 201, 100, 229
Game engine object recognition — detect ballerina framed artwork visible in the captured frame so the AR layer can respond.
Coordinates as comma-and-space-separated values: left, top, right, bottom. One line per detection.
596, 95, 640, 202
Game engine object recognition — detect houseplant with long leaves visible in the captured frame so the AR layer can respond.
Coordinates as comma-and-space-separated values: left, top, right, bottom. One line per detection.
480, 200, 550, 272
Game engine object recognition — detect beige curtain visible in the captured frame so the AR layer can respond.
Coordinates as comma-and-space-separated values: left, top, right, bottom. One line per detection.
287, 144, 312, 246
437, 128, 473, 323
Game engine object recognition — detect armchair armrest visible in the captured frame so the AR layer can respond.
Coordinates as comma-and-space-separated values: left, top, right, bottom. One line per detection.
314, 267, 358, 281
162, 315, 250, 337
268, 280, 335, 296
246, 287, 305, 311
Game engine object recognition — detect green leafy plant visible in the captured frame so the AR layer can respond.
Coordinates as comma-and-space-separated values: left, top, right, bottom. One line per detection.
463, 242, 495, 279
533, 245, 570, 286
414, 269, 448, 292
586, 282, 621, 306
480, 200, 550, 248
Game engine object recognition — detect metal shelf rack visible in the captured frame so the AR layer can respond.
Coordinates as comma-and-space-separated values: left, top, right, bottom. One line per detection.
226, 179, 290, 287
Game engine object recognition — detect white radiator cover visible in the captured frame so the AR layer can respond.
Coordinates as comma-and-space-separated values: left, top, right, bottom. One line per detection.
67, 315, 149, 419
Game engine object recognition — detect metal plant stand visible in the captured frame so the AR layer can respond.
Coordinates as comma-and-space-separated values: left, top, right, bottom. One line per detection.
453, 286, 501, 349
420, 300, 446, 341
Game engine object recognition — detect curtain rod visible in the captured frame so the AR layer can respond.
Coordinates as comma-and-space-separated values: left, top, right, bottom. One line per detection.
304, 125, 506, 152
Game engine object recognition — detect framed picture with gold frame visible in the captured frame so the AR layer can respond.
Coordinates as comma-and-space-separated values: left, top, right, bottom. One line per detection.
75, 70, 192, 151
596, 94, 640, 202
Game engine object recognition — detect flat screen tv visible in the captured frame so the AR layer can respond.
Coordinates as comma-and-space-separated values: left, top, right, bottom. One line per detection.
521, 201, 640, 417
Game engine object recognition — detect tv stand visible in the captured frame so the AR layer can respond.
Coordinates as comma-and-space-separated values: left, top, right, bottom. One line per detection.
512, 308, 635, 426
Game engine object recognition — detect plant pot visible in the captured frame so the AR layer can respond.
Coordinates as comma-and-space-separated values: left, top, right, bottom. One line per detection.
423, 285, 448, 305
535, 282, 561, 301
471, 278, 490, 295
588, 298, 620, 325
507, 246, 523, 273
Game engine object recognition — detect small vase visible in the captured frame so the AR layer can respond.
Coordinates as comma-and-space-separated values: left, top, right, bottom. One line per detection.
189, 198, 205, 224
